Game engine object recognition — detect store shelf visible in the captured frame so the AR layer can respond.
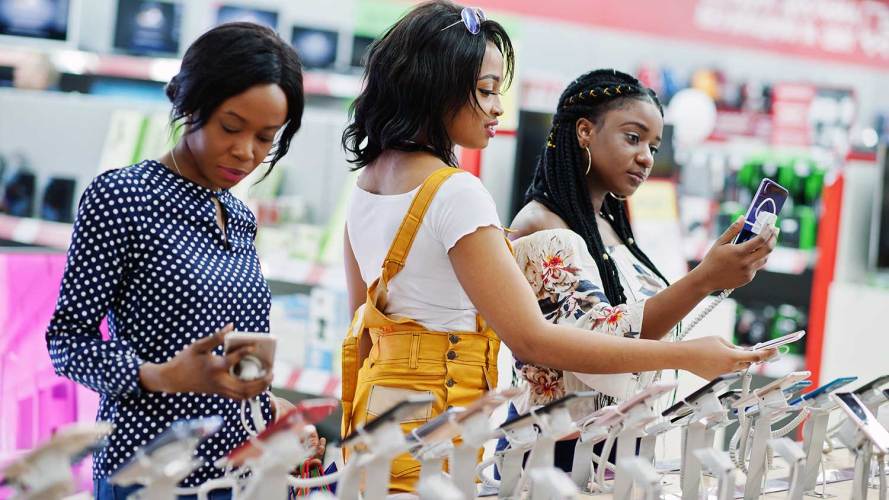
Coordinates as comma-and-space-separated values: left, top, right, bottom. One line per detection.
0, 214, 71, 250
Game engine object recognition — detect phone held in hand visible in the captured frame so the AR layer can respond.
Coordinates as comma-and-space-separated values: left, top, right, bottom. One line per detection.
748, 330, 805, 351
733, 178, 790, 245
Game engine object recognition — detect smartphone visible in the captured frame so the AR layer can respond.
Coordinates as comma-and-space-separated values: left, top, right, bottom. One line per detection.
853, 374, 889, 395
457, 387, 522, 423
410, 407, 465, 444
787, 376, 858, 406
733, 178, 790, 244
499, 393, 579, 433
340, 394, 435, 446
749, 330, 805, 351
662, 400, 689, 418
831, 392, 889, 454
732, 371, 811, 409
224, 332, 277, 372
685, 373, 743, 405
225, 398, 338, 467
111, 417, 222, 484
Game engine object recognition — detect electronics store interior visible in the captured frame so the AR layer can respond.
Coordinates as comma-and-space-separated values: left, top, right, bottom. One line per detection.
1, 0, 889, 499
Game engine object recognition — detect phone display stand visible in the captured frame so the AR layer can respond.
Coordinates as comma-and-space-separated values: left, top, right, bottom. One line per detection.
451, 408, 502, 500
528, 467, 581, 500
238, 426, 317, 500
801, 394, 842, 496
109, 418, 222, 500
337, 420, 409, 500
846, 430, 886, 500
494, 422, 538, 499
416, 475, 465, 500
770, 437, 807, 500
570, 408, 617, 490
2, 422, 112, 500
835, 388, 889, 466
693, 448, 737, 500
512, 404, 578, 499
610, 396, 665, 498
612, 457, 663, 500
742, 387, 795, 500
679, 390, 732, 500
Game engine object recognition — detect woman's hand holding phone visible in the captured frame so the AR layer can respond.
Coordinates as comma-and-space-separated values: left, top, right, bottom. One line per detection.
691, 215, 779, 292
138, 323, 273, 400
679, 336, 776, 380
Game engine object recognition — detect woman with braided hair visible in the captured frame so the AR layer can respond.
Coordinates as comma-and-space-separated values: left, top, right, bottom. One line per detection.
499, 69, 778, 471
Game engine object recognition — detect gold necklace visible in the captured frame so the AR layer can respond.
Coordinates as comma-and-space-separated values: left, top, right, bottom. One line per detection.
170, 149, 184, 177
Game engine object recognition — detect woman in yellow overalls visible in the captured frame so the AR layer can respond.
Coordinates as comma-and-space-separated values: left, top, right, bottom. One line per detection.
340, 1, 772, 493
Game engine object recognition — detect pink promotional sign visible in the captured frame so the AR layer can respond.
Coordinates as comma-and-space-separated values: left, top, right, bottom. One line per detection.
0, 252, 99, 495
475, 0, 889, 69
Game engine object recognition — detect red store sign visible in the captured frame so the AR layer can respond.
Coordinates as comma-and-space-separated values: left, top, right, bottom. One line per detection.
474, 0, 889, 69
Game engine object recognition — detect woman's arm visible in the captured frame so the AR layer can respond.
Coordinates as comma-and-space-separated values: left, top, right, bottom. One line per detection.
344, 225, 367, 316
449, 226, 771, 380
638, 218, 778, 340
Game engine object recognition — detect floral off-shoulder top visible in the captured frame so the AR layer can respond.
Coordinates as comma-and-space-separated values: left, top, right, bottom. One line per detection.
510, 228, 676, 415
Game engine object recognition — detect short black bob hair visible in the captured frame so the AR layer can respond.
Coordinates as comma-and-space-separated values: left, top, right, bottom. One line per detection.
342, 0, 515, 169
166, 22, 304, 170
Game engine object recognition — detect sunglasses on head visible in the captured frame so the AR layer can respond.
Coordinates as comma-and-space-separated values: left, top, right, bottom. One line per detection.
441, 7, 486, 35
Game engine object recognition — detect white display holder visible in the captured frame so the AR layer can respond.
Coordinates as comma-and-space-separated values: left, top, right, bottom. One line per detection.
513, 403, 579, 499
237, 427, 317, 500
693, 448, 737, 500
2, 422, 112, 500
417, 474, 465, 500
529, 466, 581, 500
494, 423, 538, 500
611, 401, 663, 498
339, 421, 410, 500
742, 388, 795, 500
450, 407, 504, 500
801, 398, 841, 495
679, 390, 731, 500
570, 407, 619, 489
612, 456, 663, 500
109, 418, 222, 500
770, 437, 807, 500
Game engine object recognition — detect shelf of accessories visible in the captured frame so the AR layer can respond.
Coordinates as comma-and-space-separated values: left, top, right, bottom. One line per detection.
0, 48, 363, 99
0, 214, 72, 249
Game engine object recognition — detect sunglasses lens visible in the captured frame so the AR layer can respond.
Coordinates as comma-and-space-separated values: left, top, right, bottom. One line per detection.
476, 8, 486, 23
461, 7, 481, 34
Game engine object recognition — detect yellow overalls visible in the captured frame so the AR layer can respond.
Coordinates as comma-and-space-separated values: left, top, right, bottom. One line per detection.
341, 167, 501, 493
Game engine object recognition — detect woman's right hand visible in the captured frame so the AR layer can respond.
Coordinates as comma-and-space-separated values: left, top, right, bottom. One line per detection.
692, 216, 778, 292
139, 323, 273, 400
679, 336, 775, 380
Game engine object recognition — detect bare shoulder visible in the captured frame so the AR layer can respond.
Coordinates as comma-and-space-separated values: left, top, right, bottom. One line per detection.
508, 200, 569, 240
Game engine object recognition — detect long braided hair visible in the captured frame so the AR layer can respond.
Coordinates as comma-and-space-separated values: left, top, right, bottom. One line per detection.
526, 69, 670, 305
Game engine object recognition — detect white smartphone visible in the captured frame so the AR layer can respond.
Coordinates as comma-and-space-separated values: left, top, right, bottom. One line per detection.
749, 330, 806, 351
732, 370, 811, 409
224, 332, 277, 371
831, 391, 889, 454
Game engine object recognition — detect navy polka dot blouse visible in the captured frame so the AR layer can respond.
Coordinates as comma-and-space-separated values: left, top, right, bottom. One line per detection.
46, 160, 273, 486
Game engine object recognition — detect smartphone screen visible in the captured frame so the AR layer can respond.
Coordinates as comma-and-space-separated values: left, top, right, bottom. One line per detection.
833, 392, 889, 452
750, 330, 805, 351
734, 179, 789, 244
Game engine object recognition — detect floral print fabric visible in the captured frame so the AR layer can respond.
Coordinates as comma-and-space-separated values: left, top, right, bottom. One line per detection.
510, 228, 672, 413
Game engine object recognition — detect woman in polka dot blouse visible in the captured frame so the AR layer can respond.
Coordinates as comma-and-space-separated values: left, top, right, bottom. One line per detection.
46, 23, 305, 499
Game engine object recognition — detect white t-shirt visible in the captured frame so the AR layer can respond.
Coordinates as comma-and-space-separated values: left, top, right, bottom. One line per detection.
346, 171, 502, 332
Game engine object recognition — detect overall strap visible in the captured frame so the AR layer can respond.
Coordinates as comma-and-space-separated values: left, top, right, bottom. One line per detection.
380, 167, 461, 283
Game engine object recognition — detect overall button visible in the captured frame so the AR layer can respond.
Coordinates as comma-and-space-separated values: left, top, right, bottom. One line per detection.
446, 378, 456, 388
446, 350, 457, 360
449, 334, 460, 344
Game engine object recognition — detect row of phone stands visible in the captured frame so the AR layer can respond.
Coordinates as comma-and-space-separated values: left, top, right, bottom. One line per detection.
3, 371, 889, 500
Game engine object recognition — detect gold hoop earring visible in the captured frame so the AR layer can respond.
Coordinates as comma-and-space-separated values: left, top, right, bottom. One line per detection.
609, 191, 628, 201
584, 146, 592, 176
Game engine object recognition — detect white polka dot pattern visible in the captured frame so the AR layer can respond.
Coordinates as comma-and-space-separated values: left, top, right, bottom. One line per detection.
46, 160, 273, 486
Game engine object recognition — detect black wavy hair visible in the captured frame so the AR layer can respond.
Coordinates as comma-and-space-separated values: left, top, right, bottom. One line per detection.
166, 22, 304, 174
526, 69, 669, 305
342, 0, 515, 169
